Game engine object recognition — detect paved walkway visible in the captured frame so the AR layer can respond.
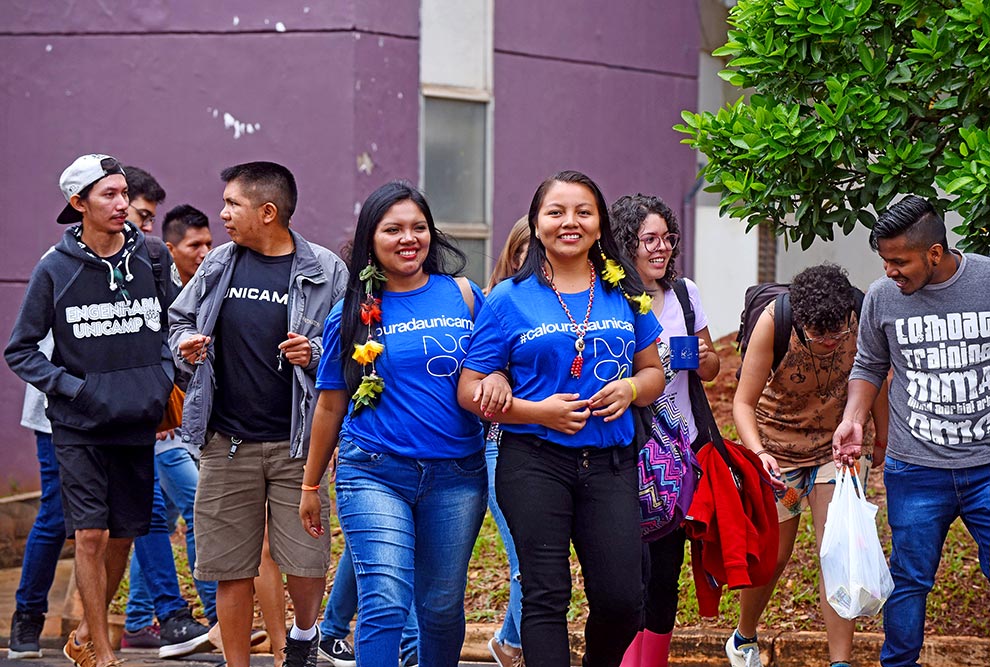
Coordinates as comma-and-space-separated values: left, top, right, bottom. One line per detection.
3, 562, 988, 666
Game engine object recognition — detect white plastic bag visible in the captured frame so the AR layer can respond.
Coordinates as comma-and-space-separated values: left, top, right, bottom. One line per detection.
819, 466, 894, 619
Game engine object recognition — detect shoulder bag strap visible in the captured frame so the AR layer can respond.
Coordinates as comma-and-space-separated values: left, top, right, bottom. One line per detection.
454, 276, 475, 320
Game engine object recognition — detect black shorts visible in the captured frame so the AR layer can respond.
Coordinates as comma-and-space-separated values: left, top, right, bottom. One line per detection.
54, 444, 155, 538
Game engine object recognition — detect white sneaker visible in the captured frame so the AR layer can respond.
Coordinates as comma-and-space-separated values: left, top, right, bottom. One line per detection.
725, 632, 763, 667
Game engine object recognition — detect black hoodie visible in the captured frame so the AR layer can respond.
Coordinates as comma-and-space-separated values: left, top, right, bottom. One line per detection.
5, 222, 177, 446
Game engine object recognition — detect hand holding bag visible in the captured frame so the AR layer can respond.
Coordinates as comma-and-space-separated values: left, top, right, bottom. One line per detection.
819, 466, 894, 619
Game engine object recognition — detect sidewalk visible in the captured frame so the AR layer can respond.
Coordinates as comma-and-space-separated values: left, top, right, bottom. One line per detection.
2, 562, 988, 666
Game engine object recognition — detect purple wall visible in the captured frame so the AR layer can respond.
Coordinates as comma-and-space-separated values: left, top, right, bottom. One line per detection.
0, 1, 701, 493
492, 1, 699, 272
0, 1, 419, 493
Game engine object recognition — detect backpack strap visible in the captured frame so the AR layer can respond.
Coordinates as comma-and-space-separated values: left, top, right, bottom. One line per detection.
851, 287, 865, 319
671, 279, 732, 462
771, 292, 791, 373
144, 235, 169, 303
672, 278, 694, 335
454, 276, 475, 320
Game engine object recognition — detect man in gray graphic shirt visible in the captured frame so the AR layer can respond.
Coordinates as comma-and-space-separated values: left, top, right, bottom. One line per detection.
833, 195, 990, 667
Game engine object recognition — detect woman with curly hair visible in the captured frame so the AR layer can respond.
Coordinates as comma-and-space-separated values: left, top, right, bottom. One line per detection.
610, 193, 720, 667
725, 263, 888, 667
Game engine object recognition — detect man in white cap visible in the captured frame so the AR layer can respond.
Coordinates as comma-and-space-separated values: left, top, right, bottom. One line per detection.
5, 154, 178, 667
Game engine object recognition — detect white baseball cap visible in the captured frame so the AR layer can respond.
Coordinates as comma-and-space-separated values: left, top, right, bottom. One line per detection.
57, 154, 126, 224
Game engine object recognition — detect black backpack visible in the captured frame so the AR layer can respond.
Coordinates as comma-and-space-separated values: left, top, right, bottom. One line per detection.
734, 282, 864, 379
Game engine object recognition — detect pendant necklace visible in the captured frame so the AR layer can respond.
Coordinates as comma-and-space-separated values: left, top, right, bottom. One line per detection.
543, 261, 596, 378
810, 347, 837, 400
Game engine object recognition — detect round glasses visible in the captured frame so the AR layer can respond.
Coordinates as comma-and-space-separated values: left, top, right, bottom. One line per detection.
638, 233, 679, 253
804, 328, 851, 345
129, 205, 155, 226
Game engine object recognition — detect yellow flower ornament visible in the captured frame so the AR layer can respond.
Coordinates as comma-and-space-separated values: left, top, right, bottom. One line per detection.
602, 259, 626, 286
630, 292, 653, 315
352, 339, 384, 365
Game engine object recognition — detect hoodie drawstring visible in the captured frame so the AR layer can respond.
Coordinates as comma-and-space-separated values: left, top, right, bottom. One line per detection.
101, 258, 118, 291
101, 246, 134, 293
122, 248, 134, 282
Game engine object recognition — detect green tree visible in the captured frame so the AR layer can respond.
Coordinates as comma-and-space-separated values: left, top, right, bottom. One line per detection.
676, 0, 990, 253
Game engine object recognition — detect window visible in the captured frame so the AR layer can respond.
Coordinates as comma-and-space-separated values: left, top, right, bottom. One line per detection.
420, 0, 493, 286
422, 95, 489, 284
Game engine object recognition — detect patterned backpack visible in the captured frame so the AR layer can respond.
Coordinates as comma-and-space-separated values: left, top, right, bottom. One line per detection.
637, 394, 699, 541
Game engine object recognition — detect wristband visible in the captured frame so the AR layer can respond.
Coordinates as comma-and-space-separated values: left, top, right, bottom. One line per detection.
623, 377, 638, 402
300, 483, 320, 492
754, 449, 769, 457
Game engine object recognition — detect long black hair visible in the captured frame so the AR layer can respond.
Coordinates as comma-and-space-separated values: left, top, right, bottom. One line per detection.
339, 180, 467, 394
515, 170, 648, 304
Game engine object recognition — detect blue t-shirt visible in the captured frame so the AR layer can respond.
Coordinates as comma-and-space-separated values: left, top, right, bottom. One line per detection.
317, 274, 485, 459
464, 273, 662, 448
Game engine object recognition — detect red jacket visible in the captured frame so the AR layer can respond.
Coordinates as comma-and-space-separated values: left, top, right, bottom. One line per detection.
685, 440, 779, 617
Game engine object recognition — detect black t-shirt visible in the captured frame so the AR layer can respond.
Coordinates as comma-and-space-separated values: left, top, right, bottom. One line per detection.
209, 249, 294, 441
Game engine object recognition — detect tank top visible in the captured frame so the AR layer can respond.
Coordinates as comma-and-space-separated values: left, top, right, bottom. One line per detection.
755, 303, 871, 467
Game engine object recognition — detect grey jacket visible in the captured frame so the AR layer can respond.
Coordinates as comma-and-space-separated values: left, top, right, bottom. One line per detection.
168, 229, 348, 457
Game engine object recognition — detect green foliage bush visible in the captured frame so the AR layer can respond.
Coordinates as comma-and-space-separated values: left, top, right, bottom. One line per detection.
676, 0, 990, 253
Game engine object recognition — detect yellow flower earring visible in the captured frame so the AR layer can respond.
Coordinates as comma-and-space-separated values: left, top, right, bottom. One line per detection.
598, 241, 652, 314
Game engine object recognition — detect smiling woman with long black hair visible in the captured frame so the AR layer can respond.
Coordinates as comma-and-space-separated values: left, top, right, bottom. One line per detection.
298, 180, 509, 666
459, 170, 665, 667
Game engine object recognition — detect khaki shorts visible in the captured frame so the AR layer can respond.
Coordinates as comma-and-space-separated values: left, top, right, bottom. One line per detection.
194, 432, 331, 581
773, 456, 871, 523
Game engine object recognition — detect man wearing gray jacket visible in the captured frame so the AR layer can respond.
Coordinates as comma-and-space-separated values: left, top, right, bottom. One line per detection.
169, 162, 347, 667
833, 195, 990, 667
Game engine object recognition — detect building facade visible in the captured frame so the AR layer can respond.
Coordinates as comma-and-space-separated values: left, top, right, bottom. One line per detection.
0, 1, 701, 492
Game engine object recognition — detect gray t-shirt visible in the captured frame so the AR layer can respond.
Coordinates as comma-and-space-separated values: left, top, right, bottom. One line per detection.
851, 252, 990, 468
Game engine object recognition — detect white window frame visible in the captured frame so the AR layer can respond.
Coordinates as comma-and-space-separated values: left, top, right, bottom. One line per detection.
419, 84, 494, 278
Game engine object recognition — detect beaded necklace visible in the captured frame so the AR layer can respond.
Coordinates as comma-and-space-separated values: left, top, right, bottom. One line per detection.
543, 261, 596, 378
350, 260, 386, 412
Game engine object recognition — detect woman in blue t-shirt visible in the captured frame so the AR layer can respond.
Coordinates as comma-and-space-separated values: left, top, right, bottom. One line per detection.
458, 170, 666, 667
298, 181, 507, 667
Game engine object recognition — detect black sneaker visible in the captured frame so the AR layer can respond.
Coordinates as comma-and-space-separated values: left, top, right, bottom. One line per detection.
158, 607, 213, 659
8, 611, 45, 659
284, 628, 320, 667
317, 635, 355, 667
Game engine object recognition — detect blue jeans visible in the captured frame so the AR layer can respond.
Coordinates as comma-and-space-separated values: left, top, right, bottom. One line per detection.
319, 545, 419, 664
881, 456, 990, 666
127, 445, 218, 628
15, 432, 67, 615
335, 438, 486, 667
485, 435, 522, 649
125, 455, 189, 630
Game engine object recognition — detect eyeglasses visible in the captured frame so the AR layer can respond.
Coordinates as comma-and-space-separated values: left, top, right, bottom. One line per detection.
638, 233, 679, 253
804, 328, 851, 344
129, 204, 155, 226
